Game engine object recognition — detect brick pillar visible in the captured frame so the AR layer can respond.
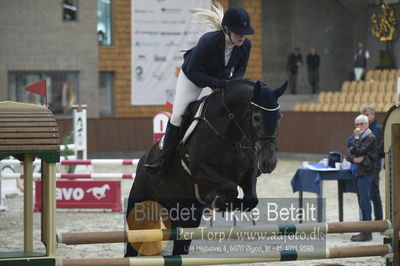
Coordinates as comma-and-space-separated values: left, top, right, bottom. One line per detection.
243, 0, 262, 80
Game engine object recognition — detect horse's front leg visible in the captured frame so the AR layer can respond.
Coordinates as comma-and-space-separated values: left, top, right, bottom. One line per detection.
196, 164, 238, 210
235, 168, 259, 211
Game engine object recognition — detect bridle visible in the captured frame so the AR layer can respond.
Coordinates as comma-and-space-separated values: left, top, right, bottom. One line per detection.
182, 85, 280, 205
196, 88, 280, 150
251, 102, 280, 112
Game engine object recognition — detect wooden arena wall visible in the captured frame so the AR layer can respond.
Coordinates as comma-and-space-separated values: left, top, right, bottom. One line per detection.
57, 112, 386, 155
99, 0, 262, 118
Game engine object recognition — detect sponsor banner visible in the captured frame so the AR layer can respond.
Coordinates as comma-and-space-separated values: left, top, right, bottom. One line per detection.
131, 0, 209, 105
34, 180, 122, 212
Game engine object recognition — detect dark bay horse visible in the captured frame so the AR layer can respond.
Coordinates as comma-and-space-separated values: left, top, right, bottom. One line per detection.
125, 78, 287, 256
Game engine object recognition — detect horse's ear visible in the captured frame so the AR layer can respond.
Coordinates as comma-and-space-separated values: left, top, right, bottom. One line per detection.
253, 80, 262, 98
273, 81, 288, 98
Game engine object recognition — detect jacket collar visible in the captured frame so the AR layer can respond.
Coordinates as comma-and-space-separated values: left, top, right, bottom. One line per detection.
217, 31, 226, 66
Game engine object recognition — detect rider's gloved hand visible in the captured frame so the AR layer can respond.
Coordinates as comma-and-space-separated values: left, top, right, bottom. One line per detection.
217, 79, 227, 90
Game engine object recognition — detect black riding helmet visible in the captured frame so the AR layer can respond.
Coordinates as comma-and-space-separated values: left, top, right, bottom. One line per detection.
222, 6, 255, 35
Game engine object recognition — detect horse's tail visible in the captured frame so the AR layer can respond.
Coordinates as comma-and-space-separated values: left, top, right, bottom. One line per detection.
192, 1, 224, 32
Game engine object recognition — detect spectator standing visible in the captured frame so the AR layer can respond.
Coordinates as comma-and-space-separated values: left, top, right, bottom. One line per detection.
346, 114, 377, 241
354, 42, 370, 81
362, 106, 383, 220
287, 47, 303, 94
347, 107, 383, 221
306, 48, 320, 94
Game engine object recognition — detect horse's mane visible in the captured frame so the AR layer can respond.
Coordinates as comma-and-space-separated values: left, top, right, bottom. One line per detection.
224, 78, 256, 113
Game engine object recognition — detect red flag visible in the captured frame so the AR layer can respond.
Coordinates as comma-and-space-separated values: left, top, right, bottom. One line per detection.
25, 80, 47, 97
165, 101, 173, 109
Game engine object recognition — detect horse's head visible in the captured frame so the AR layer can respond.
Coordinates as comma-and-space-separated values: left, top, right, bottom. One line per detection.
251, 80, 287, 173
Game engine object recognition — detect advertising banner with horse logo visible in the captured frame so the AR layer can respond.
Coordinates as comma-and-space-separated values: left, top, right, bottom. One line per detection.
34, 180, 121, 211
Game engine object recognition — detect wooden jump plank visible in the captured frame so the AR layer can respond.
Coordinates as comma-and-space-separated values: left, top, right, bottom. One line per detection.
0, 127, 58, 133
0, 139, 60, 145
0, 118, 56, 122
0, 145, 60, 151
0, 122, 58, 127
0, 133, 60, 139
0, 113, 54, 118
0, 108, 51, 113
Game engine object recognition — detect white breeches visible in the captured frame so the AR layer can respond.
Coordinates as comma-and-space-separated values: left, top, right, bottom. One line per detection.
354, 67, 364, 81
170, 71, 213, 127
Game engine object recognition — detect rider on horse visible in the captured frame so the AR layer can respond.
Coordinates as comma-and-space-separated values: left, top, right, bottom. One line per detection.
145, 3, 255, 176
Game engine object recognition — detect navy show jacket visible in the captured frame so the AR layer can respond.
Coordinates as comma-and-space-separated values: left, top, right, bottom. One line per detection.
181, 30, 251, 89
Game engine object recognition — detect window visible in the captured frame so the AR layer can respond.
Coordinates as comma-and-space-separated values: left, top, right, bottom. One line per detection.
97, 0, 112, 45
8, 72, 79, 116
63, 0, 78, 21
99, 72, 114, 116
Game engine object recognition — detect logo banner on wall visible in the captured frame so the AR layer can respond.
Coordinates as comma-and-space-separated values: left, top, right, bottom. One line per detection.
131, 0, 210, 105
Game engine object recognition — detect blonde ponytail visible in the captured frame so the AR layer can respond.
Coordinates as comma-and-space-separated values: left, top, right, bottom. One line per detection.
192, 1, 224, 32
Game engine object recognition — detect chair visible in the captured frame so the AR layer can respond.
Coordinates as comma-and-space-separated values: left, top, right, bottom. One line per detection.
329, 103, 339, 112
375, 103, 386, 112
355, 81, 365, 93
294, 103, 303, 111
381, 70, 389, 81
349, 81, 358, 93
337, 93, 347, 104
311, 103, 319, 111
321, 103, 330, 112
369, 82, 378, 94
351, 103, 362, 112
317, 92, 327, 103
388, 69, 397, 80
372, 70, 382, 81
365, 70, 374, 81
331, 92, 340, 104
387, 80, 395, 93
353, 93, 362, 104
336, 103, 346, 112
341, 81, 350, 93
361, 93, 369, 104
384, 93, 397, 104
302, 103, 312, 112
343, 103, 354, 112
375, 93, 385, 104
377, 81, 387, 93
313, 103, 323, 112
383, 103, 394, 112
363, 81, 371, 94
368, 93, 378, 104
324, 92, 333, 103
345, 92, 355, 104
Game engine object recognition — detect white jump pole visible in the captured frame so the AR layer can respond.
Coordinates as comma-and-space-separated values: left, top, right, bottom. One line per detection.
72, 104, 87, 160
2, 173, 136, 180
0, 159, 140, 166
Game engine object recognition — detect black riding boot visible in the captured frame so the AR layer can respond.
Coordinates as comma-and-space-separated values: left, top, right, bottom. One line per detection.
144, 122, 180, 176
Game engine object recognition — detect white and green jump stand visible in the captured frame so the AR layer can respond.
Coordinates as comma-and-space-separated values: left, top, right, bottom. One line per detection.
0, 101, 59, 266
